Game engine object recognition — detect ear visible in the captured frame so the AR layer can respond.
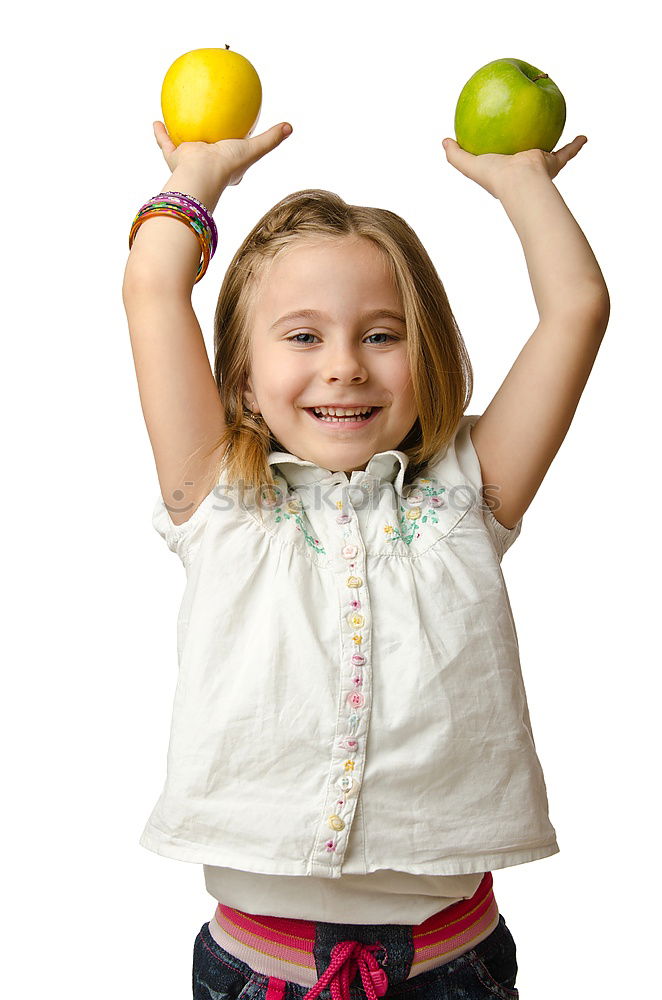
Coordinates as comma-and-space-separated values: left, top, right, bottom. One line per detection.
242, 378, 257, 414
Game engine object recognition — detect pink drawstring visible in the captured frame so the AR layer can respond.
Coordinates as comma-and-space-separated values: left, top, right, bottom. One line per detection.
265, 977, 288, 1000
301, 940, 389, 1000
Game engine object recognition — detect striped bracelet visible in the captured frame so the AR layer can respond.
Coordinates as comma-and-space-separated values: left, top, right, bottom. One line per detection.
129, 191, 218, 284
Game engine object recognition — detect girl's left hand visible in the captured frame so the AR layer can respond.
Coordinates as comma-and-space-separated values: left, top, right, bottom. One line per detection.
442, 135, 588, 199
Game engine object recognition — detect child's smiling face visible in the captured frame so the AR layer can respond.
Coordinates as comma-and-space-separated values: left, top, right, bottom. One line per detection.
243, 236, 419, 475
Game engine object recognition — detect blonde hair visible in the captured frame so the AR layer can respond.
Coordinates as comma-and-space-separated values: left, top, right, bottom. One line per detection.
195, 188, 473, 492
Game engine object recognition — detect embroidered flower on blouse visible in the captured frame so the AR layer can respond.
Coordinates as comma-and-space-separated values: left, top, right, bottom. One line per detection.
273, 500, 326, 554
405, 491, 425, 506
352, 675, 363, 687
343, 759, 356, 772
417, 481, 448, 501
351, 634, 362, 645
325, 840, 336, 852
384, 481, 447, 546
259, 487, 281, 508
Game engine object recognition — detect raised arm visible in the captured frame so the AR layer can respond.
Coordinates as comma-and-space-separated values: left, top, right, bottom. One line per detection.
443, 137, 610, 529
122, 122, 292, 526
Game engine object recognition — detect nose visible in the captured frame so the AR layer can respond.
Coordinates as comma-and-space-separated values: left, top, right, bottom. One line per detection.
322, 344, 368, 384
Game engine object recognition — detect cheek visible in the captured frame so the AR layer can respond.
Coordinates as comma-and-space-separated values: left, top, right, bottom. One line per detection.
256, 363, 304, 406
396, 375, 418, 418
392, 365, 415, 399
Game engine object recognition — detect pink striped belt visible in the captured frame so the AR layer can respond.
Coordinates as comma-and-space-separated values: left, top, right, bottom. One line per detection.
210, 872, 498, 1000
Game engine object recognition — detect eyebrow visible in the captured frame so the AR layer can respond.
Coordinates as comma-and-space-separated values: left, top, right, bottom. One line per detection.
270, 308, 406, 330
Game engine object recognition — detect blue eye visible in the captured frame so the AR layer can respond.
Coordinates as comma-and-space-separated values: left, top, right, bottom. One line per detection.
366, 333, 397, 344
285, 332, 398, 345
287, 332, 317, 344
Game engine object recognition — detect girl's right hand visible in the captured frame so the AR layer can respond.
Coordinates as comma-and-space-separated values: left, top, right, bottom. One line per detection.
152, 120, 293, 186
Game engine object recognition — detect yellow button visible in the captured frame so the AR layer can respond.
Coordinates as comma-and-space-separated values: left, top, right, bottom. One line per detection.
346, 576, 363, 588
327, 814, 345, 831
347, 613, 365, 627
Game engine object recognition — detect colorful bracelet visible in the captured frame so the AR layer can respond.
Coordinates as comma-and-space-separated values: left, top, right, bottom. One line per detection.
129, 191, 218, 284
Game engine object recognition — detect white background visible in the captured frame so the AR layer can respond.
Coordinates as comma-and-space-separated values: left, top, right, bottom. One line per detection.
2, 1, 658, 996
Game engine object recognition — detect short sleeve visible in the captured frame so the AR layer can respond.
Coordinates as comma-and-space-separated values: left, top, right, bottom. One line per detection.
452, 413, 523, 560
152, 487, 219, 567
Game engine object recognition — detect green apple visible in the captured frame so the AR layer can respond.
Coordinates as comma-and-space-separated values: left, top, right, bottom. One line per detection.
454, 58, 566, 155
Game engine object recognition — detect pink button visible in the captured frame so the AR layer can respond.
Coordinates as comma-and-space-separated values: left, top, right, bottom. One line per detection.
351, 654, 366, 666
342, 544, 358, 559
336, 513, 352, 524
346, 692, 365, 709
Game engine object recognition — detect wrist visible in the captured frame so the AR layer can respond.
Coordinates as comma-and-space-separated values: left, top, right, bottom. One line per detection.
162, 153, 231, 214
495, 162, 552, 204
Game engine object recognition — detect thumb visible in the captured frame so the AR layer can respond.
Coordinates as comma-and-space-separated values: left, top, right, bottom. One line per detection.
153, 121, 176, 154
442, 137, 476, 174
247, 122, 293, 160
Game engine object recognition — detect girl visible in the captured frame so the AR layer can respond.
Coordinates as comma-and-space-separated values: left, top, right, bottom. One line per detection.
123, 118, 609, 1000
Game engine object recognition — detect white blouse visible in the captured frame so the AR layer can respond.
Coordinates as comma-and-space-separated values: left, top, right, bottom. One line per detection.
140, 413, 559, 895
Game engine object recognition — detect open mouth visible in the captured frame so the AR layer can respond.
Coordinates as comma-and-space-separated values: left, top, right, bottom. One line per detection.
305, 407, 382, 427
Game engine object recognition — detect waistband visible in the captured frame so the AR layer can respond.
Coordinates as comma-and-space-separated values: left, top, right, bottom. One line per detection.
208, 871, 498, 999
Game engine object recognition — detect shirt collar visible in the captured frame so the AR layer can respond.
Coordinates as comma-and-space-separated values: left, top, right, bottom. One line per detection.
268, 448, 410, 494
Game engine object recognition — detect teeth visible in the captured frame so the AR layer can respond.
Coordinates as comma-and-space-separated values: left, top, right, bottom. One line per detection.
313, 406, 373, 416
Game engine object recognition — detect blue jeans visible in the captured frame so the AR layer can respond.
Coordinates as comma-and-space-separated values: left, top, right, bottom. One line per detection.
192, 913, 519, 1000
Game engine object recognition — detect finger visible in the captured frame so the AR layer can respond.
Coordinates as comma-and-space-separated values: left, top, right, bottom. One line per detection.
153, 121, 176, 155
554, 135, 587, 168
442, 137, 476, 177
556, 135, 587, 155
571, 135, 588, 155
245, 122, 293, 161
442, 137, 476, 161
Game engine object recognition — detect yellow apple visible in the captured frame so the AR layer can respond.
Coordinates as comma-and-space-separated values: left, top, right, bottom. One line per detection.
161, 45, 262, 146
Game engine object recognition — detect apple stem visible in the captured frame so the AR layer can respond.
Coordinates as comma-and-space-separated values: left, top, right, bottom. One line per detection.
225, 43, 230, 49
532, 73, 549, 82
